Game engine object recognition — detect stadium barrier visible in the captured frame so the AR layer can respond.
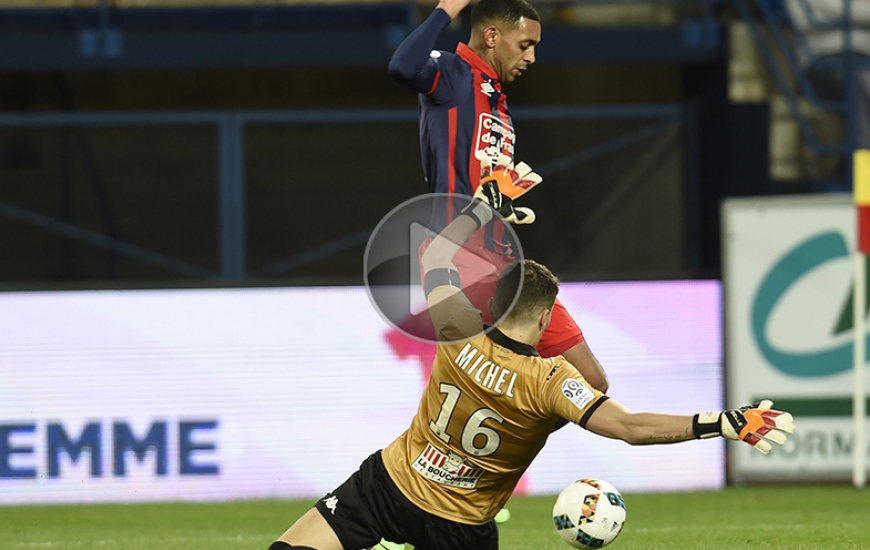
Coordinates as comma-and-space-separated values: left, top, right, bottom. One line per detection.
1, 280, 723, 504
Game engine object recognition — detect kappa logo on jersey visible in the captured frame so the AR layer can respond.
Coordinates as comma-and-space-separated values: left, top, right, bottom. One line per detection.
562, 379, 595, 411
475, 113, 516, 164
323, 495, 339, 514
413, 442, 485, 489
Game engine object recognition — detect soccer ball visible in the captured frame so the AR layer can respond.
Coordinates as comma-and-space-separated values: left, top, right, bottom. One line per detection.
552, 478, 626, 548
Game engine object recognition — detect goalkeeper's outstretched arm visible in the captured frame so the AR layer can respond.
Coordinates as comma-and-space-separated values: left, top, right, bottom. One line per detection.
584, 399, 795, 455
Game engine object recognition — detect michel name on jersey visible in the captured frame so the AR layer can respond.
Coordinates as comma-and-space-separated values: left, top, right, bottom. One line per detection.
452, 343, 518, 398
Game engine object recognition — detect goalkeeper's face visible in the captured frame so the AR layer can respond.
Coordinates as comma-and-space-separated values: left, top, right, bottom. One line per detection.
492, 17, 541, 83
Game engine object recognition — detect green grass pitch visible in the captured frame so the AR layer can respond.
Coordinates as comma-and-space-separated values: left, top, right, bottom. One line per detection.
2, 486, 868, 549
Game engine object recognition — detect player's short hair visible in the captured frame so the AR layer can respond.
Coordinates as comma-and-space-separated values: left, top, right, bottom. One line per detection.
471, 0, 541, 30
491, 259, 559, 325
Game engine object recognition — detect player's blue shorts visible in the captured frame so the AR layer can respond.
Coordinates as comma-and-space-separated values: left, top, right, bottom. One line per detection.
314, 451, 499, 550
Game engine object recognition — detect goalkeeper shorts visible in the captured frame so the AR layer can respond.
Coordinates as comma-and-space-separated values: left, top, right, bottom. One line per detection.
314, 451, 498, 550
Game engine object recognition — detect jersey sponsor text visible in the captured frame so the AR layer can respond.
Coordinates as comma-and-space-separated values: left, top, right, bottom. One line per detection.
475, 113, 516, 163
412, 442, 485, 489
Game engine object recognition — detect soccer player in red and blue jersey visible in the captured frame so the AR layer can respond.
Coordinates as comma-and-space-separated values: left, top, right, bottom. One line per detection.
388, 0, 610, 395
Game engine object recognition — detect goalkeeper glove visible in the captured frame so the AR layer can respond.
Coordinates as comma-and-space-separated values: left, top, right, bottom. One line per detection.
693, 400, 795, 455
482, 154, 543, 199
469, 179, 535, 225
475, 154, 541, 224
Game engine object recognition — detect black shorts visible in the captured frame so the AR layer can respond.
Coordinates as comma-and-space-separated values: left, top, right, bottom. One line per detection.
314, 451, 498, 550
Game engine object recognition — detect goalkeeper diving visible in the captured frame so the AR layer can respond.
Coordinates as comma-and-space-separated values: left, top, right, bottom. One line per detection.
268, 181, 795, 550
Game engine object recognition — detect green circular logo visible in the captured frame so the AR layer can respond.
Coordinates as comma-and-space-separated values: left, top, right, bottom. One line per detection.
752, 231, 868, 378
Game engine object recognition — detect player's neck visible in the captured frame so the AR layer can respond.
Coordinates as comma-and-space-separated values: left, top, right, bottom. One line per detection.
497, 324, 542, 348
466, 39, 497, 78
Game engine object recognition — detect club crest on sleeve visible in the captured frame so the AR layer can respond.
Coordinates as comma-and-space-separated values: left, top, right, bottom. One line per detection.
562, 379, 594, 410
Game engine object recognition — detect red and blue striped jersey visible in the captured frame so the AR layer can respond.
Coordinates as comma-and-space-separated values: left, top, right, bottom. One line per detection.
389, 9, 516, 198
389, 9, 517, 247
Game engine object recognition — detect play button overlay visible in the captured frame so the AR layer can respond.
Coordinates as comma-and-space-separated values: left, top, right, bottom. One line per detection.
364, 193, 524, 344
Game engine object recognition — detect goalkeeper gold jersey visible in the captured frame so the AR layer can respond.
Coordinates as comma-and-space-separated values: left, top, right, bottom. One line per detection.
381, 286, 607, 525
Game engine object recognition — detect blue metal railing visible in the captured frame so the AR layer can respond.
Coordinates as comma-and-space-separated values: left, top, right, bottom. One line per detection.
3, 0, 862, 280
729, 0, 864, 163
0, 105, 680, 281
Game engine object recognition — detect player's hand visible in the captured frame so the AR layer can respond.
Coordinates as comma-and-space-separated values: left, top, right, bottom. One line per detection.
473, 180, 535, 225
721, 400, 795, 454
697, 400, 795, 454
480, 153, 544, 200
436, 0, 472, 19
475, 155, 540, 224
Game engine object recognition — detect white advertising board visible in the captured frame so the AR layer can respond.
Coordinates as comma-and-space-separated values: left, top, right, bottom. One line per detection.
0, 281, 722, 504
723, 194, 870, 481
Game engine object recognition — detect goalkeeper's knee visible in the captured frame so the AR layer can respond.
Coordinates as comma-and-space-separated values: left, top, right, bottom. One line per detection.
268, 542, 317, 550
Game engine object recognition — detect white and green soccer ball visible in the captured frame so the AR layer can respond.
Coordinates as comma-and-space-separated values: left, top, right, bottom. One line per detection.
552, 478, 626, 548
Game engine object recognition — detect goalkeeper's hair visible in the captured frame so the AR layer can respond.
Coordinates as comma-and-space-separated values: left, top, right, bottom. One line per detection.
491, 260, 559, 325
471, 0, 540, 30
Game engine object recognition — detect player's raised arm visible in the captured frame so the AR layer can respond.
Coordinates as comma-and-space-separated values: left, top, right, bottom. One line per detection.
419, 187, 498, 309
583, 398, 795, 455
437, 0, 473, 19
419, 205, 486, 277
388, 0, 471, 93
420, 180, 530, 277
420, 182, 533, 341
